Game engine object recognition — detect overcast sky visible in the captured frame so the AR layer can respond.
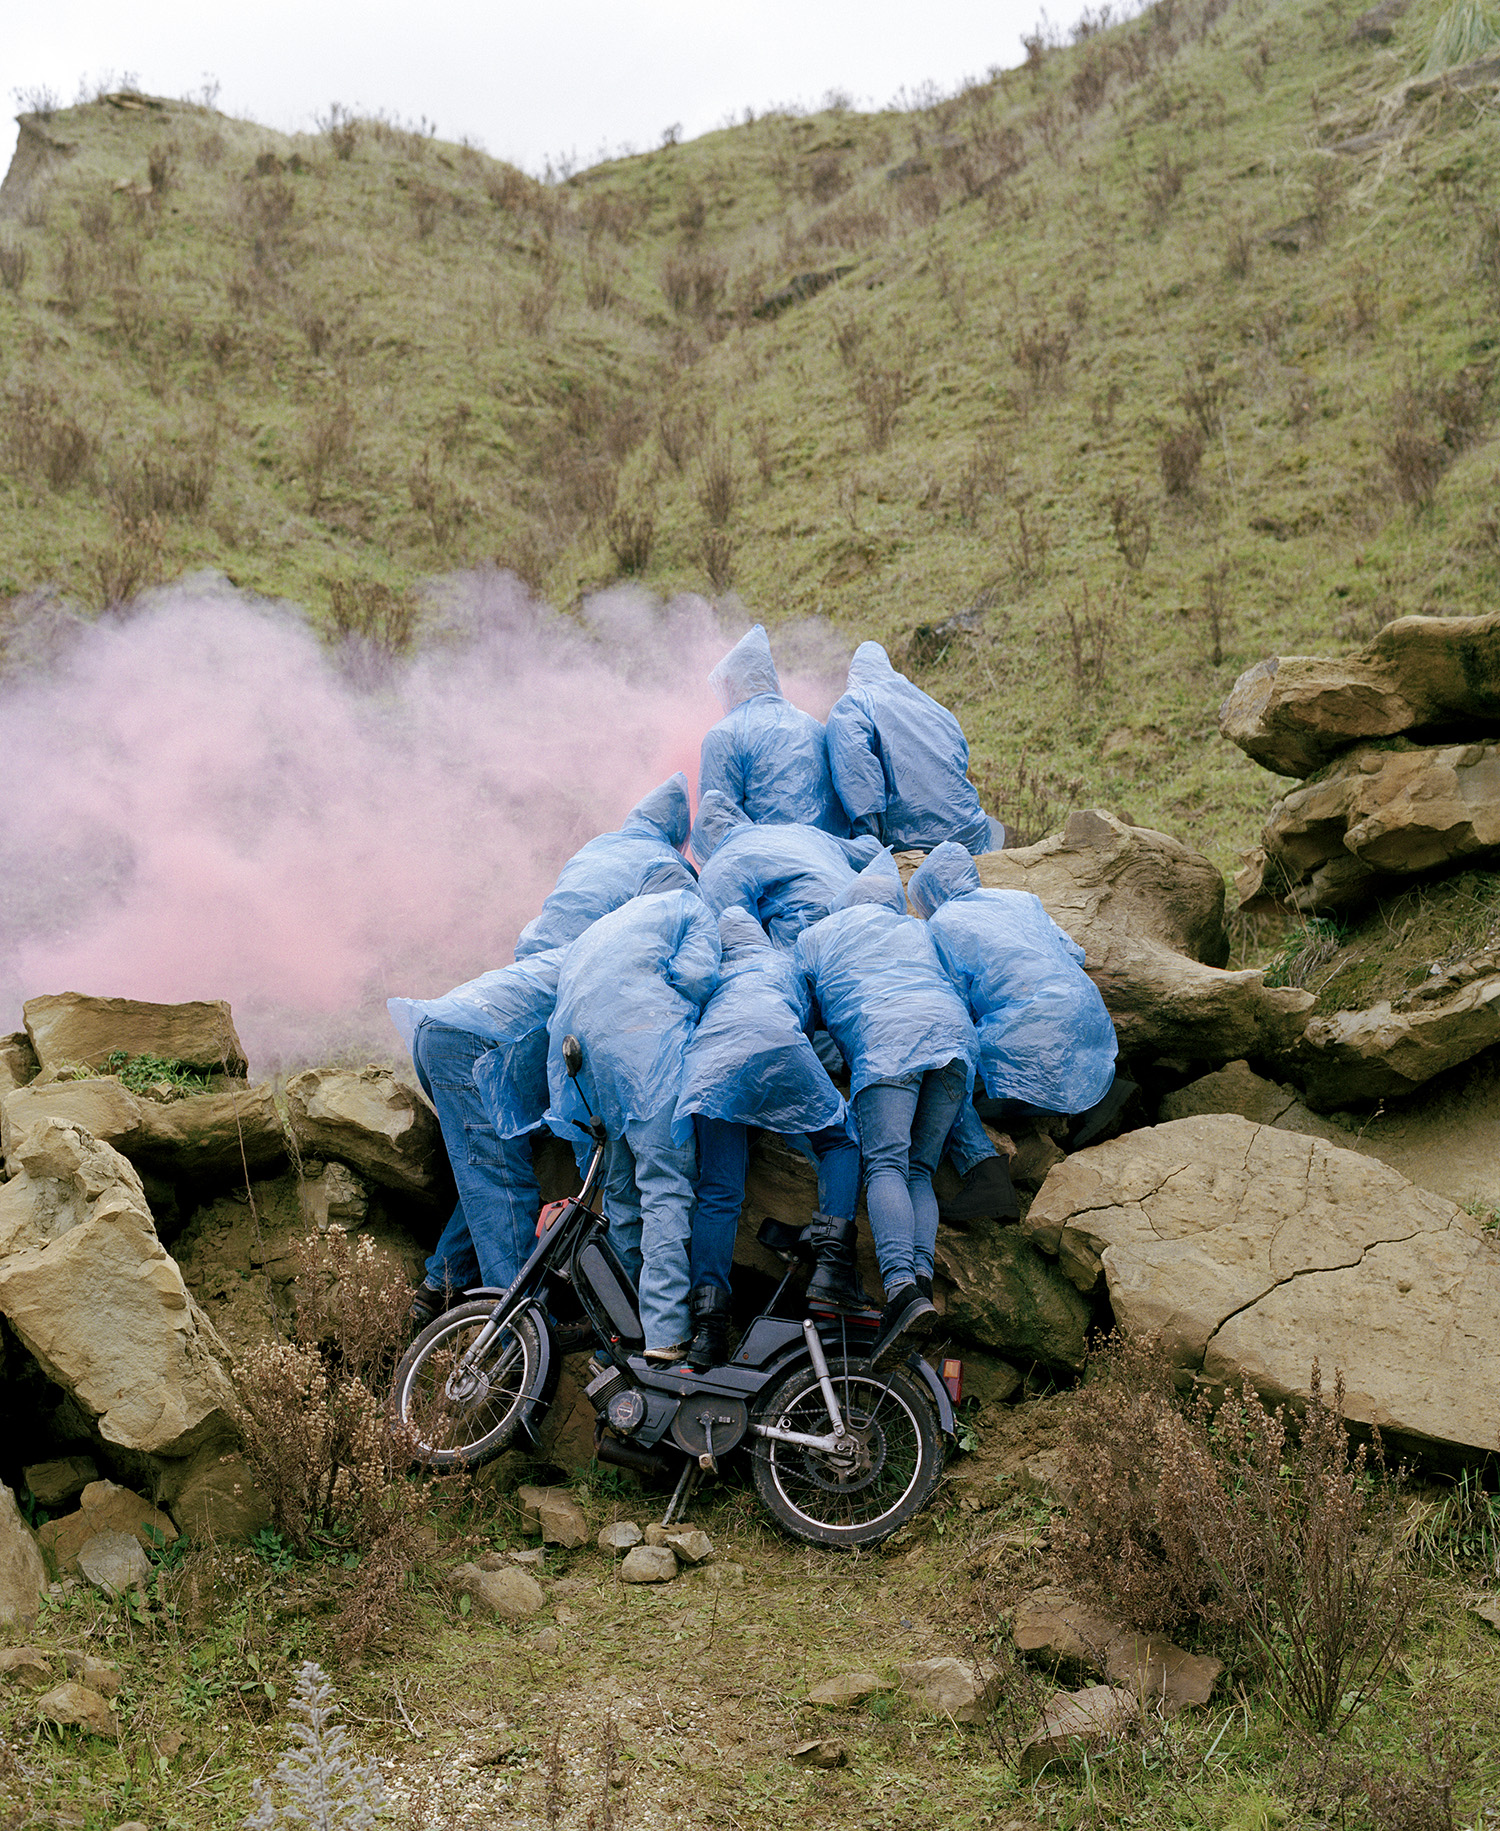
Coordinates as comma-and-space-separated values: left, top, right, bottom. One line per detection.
4, 1, 1057, 180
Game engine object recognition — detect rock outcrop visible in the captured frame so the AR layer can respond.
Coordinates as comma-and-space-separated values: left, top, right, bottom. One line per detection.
283, 1066, 442, 1196
1024, 1114, 1500, 1457
0, 1077, 287, 1180
934, 1219, 1091, 1372
0, 1484, 47, 1628
0, 1120, 239, 1459
1218, 612, 1500, 778
23, 993, 248, 1077
1296, 976, 1500, 1106
955, 810, 1313, 1063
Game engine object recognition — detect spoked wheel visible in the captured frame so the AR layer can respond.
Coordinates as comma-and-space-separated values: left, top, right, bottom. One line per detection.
750, 1357, 943, 1547
390, 1301, 544, 1470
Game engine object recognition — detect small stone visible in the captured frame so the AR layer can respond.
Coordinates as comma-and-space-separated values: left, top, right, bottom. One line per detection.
155, 1728, 188, 1759
809, 1671, 894, 1708
791, 1738, 846, 1768
1019, 1685, 1140, 1776
77, 1531, 151, 1599
60, 1652, 122, 1697
644, 1523, 668, 1546
507, 1549, 546, 1567
517, 1484, 589, 1549
898, 1655, 1003, 1725
1104, 1632, 1222, 1714
662, 1527, 713, 1565
597, 1521, 644, 1556
450, 1562, 545, 1619
682, 1561, 745, 1590
1470, 1595, 1500, 1634
533, 1627, 561, 1654
21, 1456, 98, 1510
114, 1822, 148, 1831
608, 1767, 627, 1788
619, 1545, 678, 1584
556, 1605, 580, 1626
36, 1680, 117, 1739
0, 1647, 52, 1688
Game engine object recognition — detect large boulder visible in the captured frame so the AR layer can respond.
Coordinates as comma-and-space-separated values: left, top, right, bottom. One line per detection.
1260, 739, 1500, 912
1218, 612, 1500, 779
1296, 974, 1500, 1107
956, 810, 1313, 1063
0, 1078, 286, 1181
1024, 1114, 1500, 1458
23, 993, 248, 1077
283, 1066, 442, 1195
0, 1120, 239, 1459
0, 1033, 38, 1097
0, 1484, 47, 1628
934, 1220, 1091, 1371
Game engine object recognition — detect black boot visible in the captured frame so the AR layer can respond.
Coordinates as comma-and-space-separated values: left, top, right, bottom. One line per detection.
805, 1215, 879, 1313
939, 1156, 1020, 1228
868, 1281, 938, 1369
685, 1285, 732, 1373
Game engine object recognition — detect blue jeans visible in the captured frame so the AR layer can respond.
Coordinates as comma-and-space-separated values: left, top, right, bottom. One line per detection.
600, 1108, 698, 1352
413, 1019, 540, 1294
691, 1117, 861, 1293
853, 1060, 969, 1295
946, 1101, 999, 1178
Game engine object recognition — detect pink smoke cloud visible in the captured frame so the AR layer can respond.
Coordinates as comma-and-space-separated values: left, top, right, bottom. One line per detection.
0, 573, 847, 1074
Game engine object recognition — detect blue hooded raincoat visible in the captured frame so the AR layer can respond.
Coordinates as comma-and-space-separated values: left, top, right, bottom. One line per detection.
515, 773, 694, 959
388, 950, 565, 1140
692, 790, 881, 946
793, 854, 979, 1101
908, 841, 1117, 1114
676, 907, 847, 1135
825, 642, 1001, 855
545, 880, 721, 1147
698, 625, 849, 835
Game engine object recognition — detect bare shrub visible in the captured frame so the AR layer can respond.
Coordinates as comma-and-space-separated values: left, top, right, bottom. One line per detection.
408, 448, 476, 546
1013, 319, 1070, 395
830, 311, 869, 369
747, 417, 776, 487
1180, 365, 1233, 439
972, 750, 1083, 847
318, 102, 359, 161
701, 528, 735, 591
806, 153, 850, 204
852, 361, 912, 452
147, 140, 178, 197
87, 510, 166, 610
661, 249, 725, 320
106, 429, 218, 520
2, 384, 94, 490
1003, 499, 1050, 588
1159, 422, 1205, 495
1193, 558, 1235, 666
954, 436, 1008, 526
78, 191, 114, 243
516, 263, 560, 335
1105, 487, 1152, 570
53, 235, 93, 313
580, 188, 639, 245
606, 503, 655, 575
582, 257, 621, 311
0, 241, 27, 293
1224, 219, 1254, 280
327, 576, 418, 660
1071, 45, 1113, 112
1058, 582, 1124, 697
1141, 150, 1187, 227
657, 400, 707, 471
299, 397, 356, 512
696, 438, 738, 527
408, 179, 443, 239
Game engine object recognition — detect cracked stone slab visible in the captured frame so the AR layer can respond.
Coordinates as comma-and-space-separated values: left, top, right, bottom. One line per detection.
1024, 1115, 1500, 1457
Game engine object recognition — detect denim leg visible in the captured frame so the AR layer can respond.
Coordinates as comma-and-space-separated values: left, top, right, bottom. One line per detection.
945, 1100, 999, 1178
690, 1116, 745, 1294
602, 1138, 644, 1285
627, 1108, 698, 1352
909, 1059, 971, 1282
425, 1202, 481, 1294
808, 1122, 860, 1221
413, 1019, 539, 1289
853, 1077, 922, 1294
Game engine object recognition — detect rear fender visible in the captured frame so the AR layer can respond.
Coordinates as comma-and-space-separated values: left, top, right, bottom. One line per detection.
908, 1354, 956, 1438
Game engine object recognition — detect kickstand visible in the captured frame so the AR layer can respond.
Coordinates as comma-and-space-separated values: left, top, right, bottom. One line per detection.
660, 1460, 700, 1528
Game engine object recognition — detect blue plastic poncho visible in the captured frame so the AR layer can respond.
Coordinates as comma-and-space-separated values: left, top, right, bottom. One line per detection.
909, 841, 1117, 1114
793, 861, 978, 1100
515, 773, 694, 959
675, 907, 847, 1135
693, 790, 881, 946
698, 625, 849, 836
387, 950, 565, 1140
825, 642, 1001, 855
545, 886, 721, 1146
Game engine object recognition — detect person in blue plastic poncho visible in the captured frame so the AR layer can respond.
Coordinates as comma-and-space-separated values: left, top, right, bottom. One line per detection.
698, 624, 849, 835
908, 840, 1125, 1151
825, 642, 1004, 856
692, 790, 881, 945
388, 950, 565, 1328
545, 860, 721, 1362
673, 907, 867, 1370
793, 852, 979, 1367
514, 773, 695, 960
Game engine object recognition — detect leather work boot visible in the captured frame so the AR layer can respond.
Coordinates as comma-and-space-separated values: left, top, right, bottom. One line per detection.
938, 1156, 1019, 1228
684, 1285, 733, 1372
804, 1214, 879, 1313
867, 1282, 938, 1369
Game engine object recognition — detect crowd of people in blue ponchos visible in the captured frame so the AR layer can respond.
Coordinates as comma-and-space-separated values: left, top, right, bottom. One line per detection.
388, 626, 1124, 1376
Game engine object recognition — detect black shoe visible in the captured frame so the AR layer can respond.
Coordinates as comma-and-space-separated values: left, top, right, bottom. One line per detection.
939, 1157, 1019, 1228
867, 1282, 938, 1369
409, 1282, 447, 1331
805, 1214, 879, 1313
915, 1274, 933, 1302
1069, 1074, 1140, 1151
684, 1285, 732, 1373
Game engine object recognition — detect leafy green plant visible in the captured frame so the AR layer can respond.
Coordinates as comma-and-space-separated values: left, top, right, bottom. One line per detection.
101, 1049, 214, 1099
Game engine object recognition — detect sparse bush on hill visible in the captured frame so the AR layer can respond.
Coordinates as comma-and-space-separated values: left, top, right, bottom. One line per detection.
0, 241, 26, 293
1106, 486, 1152, 569
696, 436, 738, 527
2, 384, 94, 491
606, 502, 655, 575
86, 507, 164, 608
701, 527, 735, 591
327, 576, 418, 660
1160, 422, 1206, 495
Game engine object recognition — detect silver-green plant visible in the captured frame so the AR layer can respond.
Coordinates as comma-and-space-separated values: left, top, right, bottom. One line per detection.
244, 1660, 383, 1831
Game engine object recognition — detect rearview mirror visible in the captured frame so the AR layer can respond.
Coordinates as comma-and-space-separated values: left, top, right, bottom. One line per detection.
562, 1034, 583, 1077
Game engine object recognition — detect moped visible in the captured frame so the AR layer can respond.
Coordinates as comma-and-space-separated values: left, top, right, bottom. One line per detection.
390, 1035, 952, 1547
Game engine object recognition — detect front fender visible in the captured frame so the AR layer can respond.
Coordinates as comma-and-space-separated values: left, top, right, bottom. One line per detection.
458, 1297, 559, 1447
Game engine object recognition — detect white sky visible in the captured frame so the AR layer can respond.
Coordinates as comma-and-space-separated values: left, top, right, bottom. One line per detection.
4, 1, 1053, 180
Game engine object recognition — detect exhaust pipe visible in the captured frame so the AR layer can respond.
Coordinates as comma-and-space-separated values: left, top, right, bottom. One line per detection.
593, 1433, 672, 1479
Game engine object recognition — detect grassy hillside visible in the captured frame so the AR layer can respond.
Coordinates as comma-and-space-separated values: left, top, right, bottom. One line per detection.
4, 0, 1500, 874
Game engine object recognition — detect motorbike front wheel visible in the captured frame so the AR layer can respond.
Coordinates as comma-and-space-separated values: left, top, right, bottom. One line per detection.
750, 1357, 942, 1548
390, 1301, 544, 1470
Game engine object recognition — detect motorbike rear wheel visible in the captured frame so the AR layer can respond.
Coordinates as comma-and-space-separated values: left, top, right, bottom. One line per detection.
390, 1301, 544, 1470
750, 1357, 942, 1548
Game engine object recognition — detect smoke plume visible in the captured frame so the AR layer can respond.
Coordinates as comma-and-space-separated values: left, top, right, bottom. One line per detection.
0, 570, 848, 1075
